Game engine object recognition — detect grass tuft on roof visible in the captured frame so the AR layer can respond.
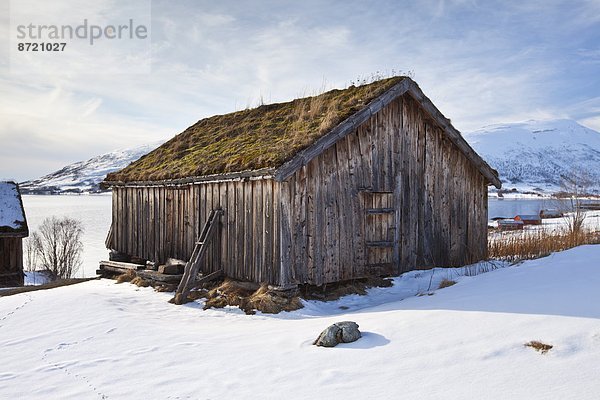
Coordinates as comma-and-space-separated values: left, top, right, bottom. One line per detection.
106, 77, 405, 182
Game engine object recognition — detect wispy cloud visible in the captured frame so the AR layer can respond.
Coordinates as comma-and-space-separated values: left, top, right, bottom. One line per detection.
1, 0, 599, 180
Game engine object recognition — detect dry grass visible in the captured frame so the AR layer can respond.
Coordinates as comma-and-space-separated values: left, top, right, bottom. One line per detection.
489, 227, 600, 263
114, 271, 150, 287
184, 275, 393, 314
203, 278, 253, 309
240, 284, 303, 314
301, 276, 393, 301
201, 278, 303, 314
106, 77, 405, 182
115, 270, 136, 283
525, 340, 553, 354
438, 279, 457, 289
130, 276, 150, 287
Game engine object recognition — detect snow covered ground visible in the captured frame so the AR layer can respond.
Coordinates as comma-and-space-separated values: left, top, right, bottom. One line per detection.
1, 245, 599, 399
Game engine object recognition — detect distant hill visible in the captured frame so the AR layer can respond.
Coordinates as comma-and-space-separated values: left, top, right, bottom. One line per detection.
21, 119, 600, 195
464, 119, 600, 194
20, 141, 164, 194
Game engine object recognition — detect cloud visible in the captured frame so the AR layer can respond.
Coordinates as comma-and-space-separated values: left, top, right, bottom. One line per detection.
1, 0, 599, 180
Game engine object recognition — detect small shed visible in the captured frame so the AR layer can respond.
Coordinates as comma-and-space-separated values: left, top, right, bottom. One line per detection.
498, 219, 524, 231
539, 209, 562, 219
104, 77, 501, 288
0, 181, 28, 286
514, 214, 542, 225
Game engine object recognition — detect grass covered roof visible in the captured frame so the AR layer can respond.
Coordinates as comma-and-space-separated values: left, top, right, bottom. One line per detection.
106, 77, 405, 183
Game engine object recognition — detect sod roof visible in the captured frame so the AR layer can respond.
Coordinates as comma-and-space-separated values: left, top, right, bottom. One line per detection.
105, 77, 405, 183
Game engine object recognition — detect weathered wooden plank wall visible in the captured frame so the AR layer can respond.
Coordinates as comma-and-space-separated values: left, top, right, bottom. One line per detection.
283, 93, 488, 286
111, 178, 281, 284
0, 237, 24, 285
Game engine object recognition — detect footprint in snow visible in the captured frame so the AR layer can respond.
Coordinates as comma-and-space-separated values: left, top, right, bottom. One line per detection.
0, 294, 32, 327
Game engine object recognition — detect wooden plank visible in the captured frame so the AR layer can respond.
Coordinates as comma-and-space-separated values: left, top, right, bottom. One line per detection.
272, 180, 281, 285
416, 108, 426, 267
346, 131, 363, 279
219, 182, 228, 271
212, 183, 221, 272
366, 208, 395, 214
305, 162, 315, 284
366, 241, 394, 248
335, 137, 352, 281
263, 179, 273, 283
392, 96, 403, 275
99, 260, 145, 270
358, 123, 374, 190
279, 181, 293, 287
235, 180, 245, 280
244, 180, 253, 281
312, 159, 324, 286
136, 270, 182, 283
226, 180, 236, 279
441, 136, 451, 265
165, 187, 171, 260
291, 168, 306, 284
253, 180, 264, 282
371, 110, 381, 191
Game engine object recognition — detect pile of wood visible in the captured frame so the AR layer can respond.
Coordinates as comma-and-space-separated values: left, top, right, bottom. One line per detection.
98, 258, 185, 285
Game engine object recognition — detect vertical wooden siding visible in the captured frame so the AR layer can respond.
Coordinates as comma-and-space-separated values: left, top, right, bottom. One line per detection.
111, 179, 281, 284
110, 94, 489, 287
0, 237, 24, 286
283, 93, 488, 286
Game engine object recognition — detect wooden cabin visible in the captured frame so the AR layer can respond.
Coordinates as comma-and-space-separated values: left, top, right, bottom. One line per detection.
514, 214, 542, 225
0, 181, 28, 286
539, 209, 562, 219
104, 77, 501, 288
498, 219, 524, 231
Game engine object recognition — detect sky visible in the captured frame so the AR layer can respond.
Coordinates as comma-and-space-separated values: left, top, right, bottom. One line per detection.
1, 0, 599, 181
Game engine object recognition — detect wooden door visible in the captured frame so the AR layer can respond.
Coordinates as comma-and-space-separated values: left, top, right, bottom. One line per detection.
361, 191, 397, 276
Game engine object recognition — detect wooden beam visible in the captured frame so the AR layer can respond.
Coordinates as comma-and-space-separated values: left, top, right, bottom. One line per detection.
105, 168, 275, 188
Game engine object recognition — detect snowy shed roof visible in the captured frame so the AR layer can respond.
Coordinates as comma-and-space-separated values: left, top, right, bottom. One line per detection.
0, 181, 28, 237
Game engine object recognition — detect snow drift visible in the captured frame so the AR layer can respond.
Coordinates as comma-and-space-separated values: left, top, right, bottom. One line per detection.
1, 245, 600, 399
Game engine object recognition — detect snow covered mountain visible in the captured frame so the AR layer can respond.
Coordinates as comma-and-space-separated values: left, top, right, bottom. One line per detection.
464, 119, 600, 194
20, 141, 164, 194
20, 119, 600, 195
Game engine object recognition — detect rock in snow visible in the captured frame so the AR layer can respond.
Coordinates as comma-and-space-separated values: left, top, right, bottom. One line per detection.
314, 321, 361, 347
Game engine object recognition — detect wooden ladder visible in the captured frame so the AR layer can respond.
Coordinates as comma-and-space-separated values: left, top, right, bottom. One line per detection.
171, 208, 224, 305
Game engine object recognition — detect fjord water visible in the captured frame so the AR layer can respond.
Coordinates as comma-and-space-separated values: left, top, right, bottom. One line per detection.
488, 198, 560, 219
21, 194, 112, 277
